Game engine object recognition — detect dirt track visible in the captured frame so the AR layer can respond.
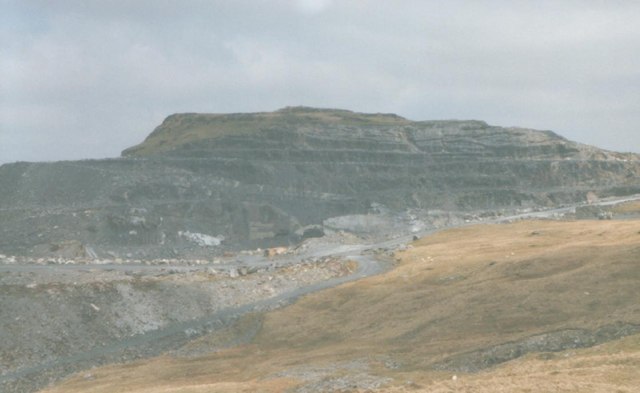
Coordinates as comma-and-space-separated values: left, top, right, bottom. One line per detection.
2, 194, 640, 392
0, 238, 389, 393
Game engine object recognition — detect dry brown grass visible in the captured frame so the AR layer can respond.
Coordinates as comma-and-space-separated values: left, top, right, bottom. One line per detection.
44, 220, 640, 393
611, 200, 640, 215
386, 334, 640, 393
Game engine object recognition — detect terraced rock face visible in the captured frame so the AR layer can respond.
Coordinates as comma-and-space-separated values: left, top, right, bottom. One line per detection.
1, 107, 639, 258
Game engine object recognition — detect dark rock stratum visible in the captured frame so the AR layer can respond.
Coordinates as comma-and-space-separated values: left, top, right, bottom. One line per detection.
1, 107, 639, 258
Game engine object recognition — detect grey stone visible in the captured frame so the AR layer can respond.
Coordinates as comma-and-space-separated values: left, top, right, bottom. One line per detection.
1, 107, 639, 258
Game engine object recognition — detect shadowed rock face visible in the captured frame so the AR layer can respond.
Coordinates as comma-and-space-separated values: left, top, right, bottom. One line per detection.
1, 107, 640, 258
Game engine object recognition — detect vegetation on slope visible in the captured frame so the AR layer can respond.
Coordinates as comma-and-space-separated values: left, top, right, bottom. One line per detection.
122, 107, 411, 157
45, 220, 640, 392
121, 106, 640, 165
611, 200, 640, 215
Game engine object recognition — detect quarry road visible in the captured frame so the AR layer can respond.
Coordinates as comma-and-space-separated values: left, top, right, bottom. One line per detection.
2, 193, 639, 390
0, 247, 390, 387
2, 193, 639, 276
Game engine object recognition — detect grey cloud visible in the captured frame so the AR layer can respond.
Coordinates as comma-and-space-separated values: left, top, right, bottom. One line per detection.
1, 0, 639, 164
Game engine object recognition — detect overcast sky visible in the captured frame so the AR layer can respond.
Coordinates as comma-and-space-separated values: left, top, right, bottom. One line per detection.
1, 0, 639, 164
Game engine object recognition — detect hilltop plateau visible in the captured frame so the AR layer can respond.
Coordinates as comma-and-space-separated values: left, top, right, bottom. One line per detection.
1, 107, 639, 259
2, 108, 640, 392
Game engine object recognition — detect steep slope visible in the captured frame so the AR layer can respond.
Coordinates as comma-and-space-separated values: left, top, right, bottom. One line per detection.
43, 219, 640, 392
123, 107, 640, 211
1, 107, 639, 258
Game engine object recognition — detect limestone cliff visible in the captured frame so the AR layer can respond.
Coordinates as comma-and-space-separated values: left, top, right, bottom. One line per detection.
1, 107, 639, 257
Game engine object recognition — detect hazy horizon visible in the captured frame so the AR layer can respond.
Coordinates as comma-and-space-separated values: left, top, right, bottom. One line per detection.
2, 1, 639, 164
0, 107, 636, 166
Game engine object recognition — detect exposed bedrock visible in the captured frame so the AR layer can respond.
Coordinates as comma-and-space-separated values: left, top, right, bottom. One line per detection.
1, 107, 639, 257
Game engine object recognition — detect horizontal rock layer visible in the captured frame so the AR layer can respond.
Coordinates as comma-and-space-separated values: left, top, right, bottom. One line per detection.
1, 107, 639, 257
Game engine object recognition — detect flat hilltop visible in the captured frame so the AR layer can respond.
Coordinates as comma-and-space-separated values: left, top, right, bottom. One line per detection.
122, 106, 413, 157
45, 219, 640, 393
122, 106, 628, 161
2, 107, 640, 259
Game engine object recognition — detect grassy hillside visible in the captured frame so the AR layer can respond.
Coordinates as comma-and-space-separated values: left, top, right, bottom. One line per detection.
612, 200, 640, 215
122, 107, 410, 157
44, 220, 640, 392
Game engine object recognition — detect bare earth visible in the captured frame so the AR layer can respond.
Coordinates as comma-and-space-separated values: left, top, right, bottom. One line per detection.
43, 219, 640, 392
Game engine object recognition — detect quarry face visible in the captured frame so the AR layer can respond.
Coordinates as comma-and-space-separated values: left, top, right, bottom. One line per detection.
1, 107, 639, 260
2, 107, 640, 392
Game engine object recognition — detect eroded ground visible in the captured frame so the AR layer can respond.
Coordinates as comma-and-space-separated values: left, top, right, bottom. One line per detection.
0, 253, 358, 392
42, 219, 640, 392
